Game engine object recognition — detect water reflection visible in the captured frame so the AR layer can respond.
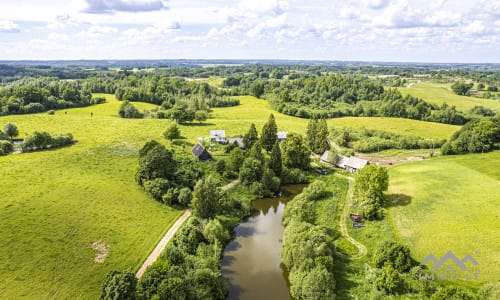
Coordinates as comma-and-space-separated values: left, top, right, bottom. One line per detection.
221, 185, 304, 300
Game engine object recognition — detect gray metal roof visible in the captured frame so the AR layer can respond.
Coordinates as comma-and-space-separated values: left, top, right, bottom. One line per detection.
210, 130, 226, 138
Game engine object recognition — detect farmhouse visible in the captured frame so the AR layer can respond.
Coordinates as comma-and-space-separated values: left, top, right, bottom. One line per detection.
210, 130, 226, 143
321, 151, 369, 173
277, 131, 288, 141
228, 137, 245, 149
192, 143, 212, 161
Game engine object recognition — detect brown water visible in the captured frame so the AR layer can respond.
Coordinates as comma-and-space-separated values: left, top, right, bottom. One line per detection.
221, 185, 304, 300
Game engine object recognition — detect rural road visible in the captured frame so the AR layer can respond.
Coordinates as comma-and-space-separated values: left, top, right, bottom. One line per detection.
135, 178, 240, 278
337, 176, 367, 260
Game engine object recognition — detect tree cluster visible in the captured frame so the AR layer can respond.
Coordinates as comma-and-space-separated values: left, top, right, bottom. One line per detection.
441, 117, 500, 155
136, 140, 203, 207
353, 165, 389, 220
281, 181, 336, 300
306, 118, 330, 154
21, 132, 74, 152
330, 126, 446, 153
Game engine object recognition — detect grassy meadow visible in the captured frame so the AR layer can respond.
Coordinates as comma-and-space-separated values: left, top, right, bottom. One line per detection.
398, 82, 500, 112
0, 93, 464, 298
388, 151, 500, 283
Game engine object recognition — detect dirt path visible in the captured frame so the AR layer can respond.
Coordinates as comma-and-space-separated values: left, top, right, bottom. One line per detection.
135, 179, 240, 278
337, 176, 367, 260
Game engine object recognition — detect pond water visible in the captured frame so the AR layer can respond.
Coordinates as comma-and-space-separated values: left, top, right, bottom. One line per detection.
221, 185, 304, 300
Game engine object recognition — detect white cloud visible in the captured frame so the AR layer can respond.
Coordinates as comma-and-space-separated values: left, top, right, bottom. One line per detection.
0, 20, 20, 33
81, 0, 169, 14
361, 0, 391, 10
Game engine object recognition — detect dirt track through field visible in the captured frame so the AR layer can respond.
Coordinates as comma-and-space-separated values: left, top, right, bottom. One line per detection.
135, 179, 240, 278
337, 176, 367, 260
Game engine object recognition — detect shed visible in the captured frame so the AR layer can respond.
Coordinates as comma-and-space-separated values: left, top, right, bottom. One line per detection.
228, 137, 245, 149
192, 143, 211, 161
320, 150, 337, 165
277, 131, 288, 141
210, 130, 226, 143
344, 156, 369, 173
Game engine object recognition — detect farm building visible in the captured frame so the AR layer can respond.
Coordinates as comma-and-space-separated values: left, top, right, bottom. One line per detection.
277, 131, 288, 141
192, 143, 212, 161
210, 130, 226, 143
321, 151, 369, 173
228, 137, 245, 149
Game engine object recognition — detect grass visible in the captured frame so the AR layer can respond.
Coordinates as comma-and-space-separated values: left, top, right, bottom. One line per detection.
398, 82, 500, 112
388, 151, 500, 283
0, 93, 467, 298
0, 95, 183, 299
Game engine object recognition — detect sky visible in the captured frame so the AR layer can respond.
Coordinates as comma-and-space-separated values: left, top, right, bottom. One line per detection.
0, 0, 499, 62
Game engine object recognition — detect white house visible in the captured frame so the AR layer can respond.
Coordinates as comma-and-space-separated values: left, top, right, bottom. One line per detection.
210, 130, 226, 143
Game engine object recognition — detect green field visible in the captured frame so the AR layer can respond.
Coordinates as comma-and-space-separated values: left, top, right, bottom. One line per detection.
388, 151, 500, 282
398, 82, 500, 112
0, 94, 464, 298
0, 96, 182, 299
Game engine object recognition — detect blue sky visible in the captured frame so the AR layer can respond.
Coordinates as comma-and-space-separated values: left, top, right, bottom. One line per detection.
0, 0, 499, 62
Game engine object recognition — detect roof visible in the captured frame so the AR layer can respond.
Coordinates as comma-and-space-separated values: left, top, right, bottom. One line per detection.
228, 137, 244, 148
277, 131, 287, 139
344, 156, 369, 169
210, 130, 226, 138
320, 150, 336, 164
192, 143, 211, 160
336, 154, 349, 168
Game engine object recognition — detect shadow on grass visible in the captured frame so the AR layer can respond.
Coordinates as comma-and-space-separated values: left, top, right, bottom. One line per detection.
386, 193, 412, 207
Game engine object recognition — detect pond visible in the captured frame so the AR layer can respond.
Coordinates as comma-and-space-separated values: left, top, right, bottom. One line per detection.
221, 185, 304, 300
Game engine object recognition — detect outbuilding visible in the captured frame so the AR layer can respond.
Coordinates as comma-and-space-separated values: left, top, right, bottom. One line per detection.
192, 143, 212, 161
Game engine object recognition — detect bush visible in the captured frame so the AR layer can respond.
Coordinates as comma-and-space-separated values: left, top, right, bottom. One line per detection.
281, 167, 308, 184
91, 96, 106, 104
302, 180, 328, 201
100, 270, 137, 300
47, 110, 55, 115
0, 140, 14, 155
144, 178, 170, 201
373, 241, 414, 272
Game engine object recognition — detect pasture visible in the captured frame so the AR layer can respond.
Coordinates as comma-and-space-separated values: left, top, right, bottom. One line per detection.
388, 151, 500, 282
0, 94, 463, 298
398, 82, 500, 112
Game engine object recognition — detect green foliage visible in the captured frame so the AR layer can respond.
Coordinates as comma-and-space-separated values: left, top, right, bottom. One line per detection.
156, 277, 190, 300
281, 133, 310, 170
261, 114, 278, 151
215, 159, 226, 174
194, 110, 208, 123
239, 157, 264, 187
306, 119, 330, 154
431, 286, 476, 300
0, 140, 13, 155
136, 144, 176, 184
269, 141, 282, 177
100, 270, 137, 300
3, 123, 18, 139
168, 103, 195, 124
21, 131, 73, 152
163, 124, 181, 142
373, 264, 403, 294
248, 140, 264, 162
441, 117, 500, 155
203, 219, 230, 245
143, 178, 170, 202
282, 194, 315, 226
451, 82, 473, 96
290, 266, 336, 300
243, 123, 258, 149
118, 100, 143, 118
354, 164, 389, 220
281, 167, 308, 184
372, 241, 414, 272
260, 169, 280, 197
227, 147, 245, 173
192, 176, 223, 219
302, 180, 328, 201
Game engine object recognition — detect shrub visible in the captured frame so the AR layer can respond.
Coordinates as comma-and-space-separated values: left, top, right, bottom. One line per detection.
373, 241, 414, 272
143, 178, 170, 201
0, 140, 14, 155
302, 180, 328, 201
281, 167, 308, 184
47, 110, 55, 115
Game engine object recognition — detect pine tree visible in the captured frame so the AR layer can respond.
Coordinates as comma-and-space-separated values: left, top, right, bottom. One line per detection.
243, 123, 258, 149
249, 140, 264, 163
314, 119, 330, 154
269, 141, 282, 177
306, 119, 317, 152
261, 114, 278, 152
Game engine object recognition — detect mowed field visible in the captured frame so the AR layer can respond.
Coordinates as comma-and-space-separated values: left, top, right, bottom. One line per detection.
398, 82, 500, 112
388, 151, 500, 282
0, 94, 461, 298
